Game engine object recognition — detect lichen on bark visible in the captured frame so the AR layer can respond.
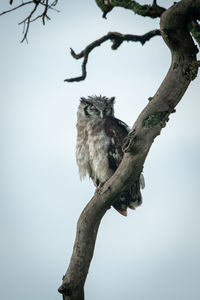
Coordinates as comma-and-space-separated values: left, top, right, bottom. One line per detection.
143, 111, 170, 128
95, 0, 166, 18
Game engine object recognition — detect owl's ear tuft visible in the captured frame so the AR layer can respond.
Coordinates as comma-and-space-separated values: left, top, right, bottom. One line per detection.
80, 97, 88, 104
109, 97, 115, 104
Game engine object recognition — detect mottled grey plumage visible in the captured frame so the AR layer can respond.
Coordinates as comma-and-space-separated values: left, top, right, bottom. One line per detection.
76, 95, 144, 216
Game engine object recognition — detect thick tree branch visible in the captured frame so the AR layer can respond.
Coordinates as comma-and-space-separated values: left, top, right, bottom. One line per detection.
95, 0, 166, 19
64, 29, 161, 82
59, 0, 200, 299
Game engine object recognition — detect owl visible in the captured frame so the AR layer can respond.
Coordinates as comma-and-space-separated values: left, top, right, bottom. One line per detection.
76, 95, 144, 216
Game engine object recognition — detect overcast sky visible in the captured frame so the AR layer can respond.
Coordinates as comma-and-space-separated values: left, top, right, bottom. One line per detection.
0, 1, 200, 300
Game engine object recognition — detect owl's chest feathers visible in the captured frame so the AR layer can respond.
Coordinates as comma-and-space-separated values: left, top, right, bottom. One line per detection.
76, 118, 113, 183
76, 120, 90, 180
87, 120, 114, 182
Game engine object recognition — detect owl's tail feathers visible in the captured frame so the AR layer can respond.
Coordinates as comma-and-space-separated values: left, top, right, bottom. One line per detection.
112, 177, 143, 216
112, 200, 128, 216
112, 190, 141, 217
128, 193, 142, 210
129, 177, 143, 209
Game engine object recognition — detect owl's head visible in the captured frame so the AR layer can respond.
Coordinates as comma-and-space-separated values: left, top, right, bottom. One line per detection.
79, 95, 115, 119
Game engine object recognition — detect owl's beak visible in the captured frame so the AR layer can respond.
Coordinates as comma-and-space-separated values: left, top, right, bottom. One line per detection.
100, 110, 104, 118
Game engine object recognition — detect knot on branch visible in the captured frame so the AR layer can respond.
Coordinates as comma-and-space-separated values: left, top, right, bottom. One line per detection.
109, 32, 123, 49
58, 282, 71, 296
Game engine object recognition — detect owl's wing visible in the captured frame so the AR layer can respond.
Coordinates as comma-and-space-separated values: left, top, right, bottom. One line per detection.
115, 118, 131, 133
104, 117, 144, 216
104, 117, 129, 171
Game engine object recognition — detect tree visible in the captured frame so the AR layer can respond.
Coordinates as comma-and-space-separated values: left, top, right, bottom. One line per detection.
1, 1, 200, 300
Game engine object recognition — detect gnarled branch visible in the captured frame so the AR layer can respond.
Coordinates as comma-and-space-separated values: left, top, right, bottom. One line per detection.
59, 0, 200, 299
95, 0, 166, 19
64, 29, 161, 82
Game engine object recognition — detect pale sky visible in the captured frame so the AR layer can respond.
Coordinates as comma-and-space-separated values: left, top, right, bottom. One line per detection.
0, 1, 200, 300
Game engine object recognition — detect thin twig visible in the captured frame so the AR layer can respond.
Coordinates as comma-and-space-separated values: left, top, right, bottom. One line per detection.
65, 29, 161, 82
42, 0, 48, 24
0, 1, 33, 16
40, 1, 60, 13
0, 0, 60, 42
19, 2, 40, 42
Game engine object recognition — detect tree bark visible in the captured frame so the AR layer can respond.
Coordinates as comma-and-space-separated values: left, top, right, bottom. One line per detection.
58, 0, 200, 299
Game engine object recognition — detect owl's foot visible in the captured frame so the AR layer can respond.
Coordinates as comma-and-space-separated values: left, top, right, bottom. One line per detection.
94, 179, 105, 188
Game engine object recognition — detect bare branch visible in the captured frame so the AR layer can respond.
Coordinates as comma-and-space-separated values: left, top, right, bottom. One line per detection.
42, 0, 49, 24
0, 1, 33, 16
19, 2, 40, 43
64, 29, 161, 82
0, 0, 60, 42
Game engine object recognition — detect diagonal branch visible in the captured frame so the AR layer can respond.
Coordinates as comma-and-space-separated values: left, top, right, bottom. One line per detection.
64, 29, 161, 82
59, 0, 200, 299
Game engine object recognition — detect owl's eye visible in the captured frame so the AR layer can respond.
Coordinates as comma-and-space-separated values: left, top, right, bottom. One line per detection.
90, 105, 97, 111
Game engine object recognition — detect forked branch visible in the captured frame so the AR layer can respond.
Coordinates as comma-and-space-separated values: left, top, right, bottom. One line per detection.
64, 29, 161, 82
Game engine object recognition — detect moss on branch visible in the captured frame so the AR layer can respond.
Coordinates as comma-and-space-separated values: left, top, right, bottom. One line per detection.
143, 111, 170, 128
95, 0, 113, 18
95, 0, 166, 18
184, 60, 200, 81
